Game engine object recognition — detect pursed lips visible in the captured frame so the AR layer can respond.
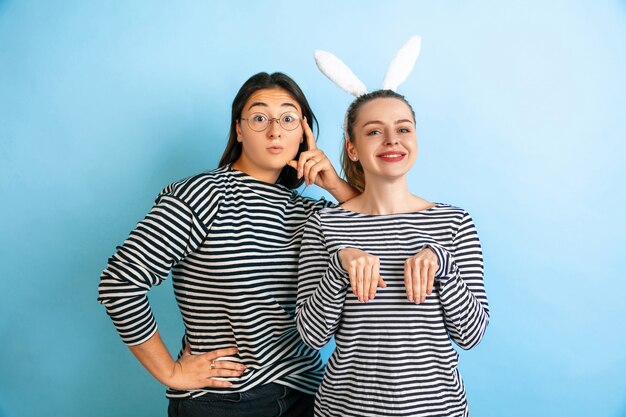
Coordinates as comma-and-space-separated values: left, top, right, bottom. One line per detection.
267, 145, 284, 154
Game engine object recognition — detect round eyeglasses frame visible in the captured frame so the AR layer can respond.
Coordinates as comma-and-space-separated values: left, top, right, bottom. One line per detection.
240, 112, 302, 132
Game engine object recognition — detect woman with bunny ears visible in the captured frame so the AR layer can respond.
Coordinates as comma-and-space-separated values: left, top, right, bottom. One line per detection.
98, 72, 359, 417
296, 38, 490, 416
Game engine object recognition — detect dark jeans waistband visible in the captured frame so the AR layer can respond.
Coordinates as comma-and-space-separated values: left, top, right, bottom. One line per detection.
168, 383, 314, 417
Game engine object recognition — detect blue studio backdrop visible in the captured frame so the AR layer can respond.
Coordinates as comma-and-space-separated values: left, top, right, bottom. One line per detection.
1, 1, 625, 416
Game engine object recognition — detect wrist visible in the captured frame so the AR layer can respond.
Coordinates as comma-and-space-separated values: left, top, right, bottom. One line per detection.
425, 244, 450, 277
162, 359, 182, 387
328, 179, 359, 203
128, 333, 179, 387
150, 356, 178, 386
322, 175, 342, 193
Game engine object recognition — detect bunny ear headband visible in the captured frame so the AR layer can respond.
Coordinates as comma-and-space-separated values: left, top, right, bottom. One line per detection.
314, 35, 422, 98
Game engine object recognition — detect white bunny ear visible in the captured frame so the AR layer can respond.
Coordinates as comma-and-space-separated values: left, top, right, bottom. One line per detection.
382, 36, 422, 91
314, 50, 367, 97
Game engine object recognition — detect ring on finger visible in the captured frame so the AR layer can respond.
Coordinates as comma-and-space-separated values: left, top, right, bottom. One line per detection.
210, 360, 216, 370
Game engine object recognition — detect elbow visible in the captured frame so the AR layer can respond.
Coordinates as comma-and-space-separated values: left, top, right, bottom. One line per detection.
454, 332, 485, 350
296, 326, 325, 351
456, 317, 490, 350
456, 336, 483, 351
296, 317, 327, 350
301, 335, 325, 351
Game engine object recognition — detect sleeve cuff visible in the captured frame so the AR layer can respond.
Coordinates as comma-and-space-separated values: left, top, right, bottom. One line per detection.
425, 243, 451, 277
329, 250, 349, 283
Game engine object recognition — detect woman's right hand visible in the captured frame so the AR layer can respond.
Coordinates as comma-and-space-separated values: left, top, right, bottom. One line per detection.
167, 346, 246, 390
338, 247, 387, 303
286, 118, 359, 203
288, 117, 341, 188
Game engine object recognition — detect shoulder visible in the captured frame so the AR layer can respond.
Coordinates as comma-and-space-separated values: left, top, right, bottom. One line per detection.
430, 203, 469, 217
318, 205, 346, 217
431, 204, 480, 240
291, 193, 337, 213
302, 204, 346, 229
314, 206, 357, 228
158, 167, 227, 200
153, 167, 229, 221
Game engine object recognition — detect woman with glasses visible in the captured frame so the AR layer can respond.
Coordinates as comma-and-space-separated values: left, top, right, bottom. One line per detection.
98, 72, 359, 417
296, 90, 490, 416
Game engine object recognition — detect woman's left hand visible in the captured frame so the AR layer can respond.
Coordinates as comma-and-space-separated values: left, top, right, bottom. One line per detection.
404, 247, 439, 304
287, 117, 342, 189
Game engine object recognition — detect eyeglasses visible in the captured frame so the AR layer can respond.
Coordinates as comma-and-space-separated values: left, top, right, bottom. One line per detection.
240, 112, 302, 132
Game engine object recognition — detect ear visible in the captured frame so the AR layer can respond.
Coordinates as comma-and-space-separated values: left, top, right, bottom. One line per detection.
235, 121, 243, 142
345, 139, 358, 161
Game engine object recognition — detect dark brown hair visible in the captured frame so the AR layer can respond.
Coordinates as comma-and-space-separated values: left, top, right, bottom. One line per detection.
219, 72, 318, 189
341, 89, 415, 192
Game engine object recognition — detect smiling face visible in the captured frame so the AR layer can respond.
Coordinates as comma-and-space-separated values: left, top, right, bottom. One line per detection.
233, 87, 304, 182
346, 97, 417, 185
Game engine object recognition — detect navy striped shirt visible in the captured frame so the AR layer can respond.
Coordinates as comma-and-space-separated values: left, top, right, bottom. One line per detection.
296, 204, 489, 416
98, 165, 332, 398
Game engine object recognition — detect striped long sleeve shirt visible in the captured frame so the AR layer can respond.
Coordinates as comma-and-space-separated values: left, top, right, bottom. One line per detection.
98, 166, 332, 398
296, 204, 489, 417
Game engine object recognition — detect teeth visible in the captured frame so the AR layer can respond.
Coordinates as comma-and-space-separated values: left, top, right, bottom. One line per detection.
381, 154, 403, 157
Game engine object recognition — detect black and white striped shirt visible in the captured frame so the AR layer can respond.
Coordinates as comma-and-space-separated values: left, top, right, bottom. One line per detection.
296, 204, 489, 416
98, 166, 332, 398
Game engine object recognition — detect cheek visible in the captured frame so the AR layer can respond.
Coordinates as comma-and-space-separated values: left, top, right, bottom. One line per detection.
407, 136, 418, 151
410, 141, 419, 162
240, 135, 263, 155
287, 132, 304, 151
288, 143, 302, 160
295, 127, 304, 145
356, 142, 374, 158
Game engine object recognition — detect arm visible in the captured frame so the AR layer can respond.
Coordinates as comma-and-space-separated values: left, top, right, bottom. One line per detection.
98, 194, 243, 387
428, 213, 490, 350
296, 213, 349, 349
98, 195, 206, 345
324, 178, 360, 204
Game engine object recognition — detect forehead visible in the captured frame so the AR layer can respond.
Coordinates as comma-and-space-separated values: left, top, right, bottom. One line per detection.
356, 98, 413, 123
244, 87, 301, 112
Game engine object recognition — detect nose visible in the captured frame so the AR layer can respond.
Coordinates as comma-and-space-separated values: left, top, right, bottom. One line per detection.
267, 118, 281, 138
384, 133, 399, 146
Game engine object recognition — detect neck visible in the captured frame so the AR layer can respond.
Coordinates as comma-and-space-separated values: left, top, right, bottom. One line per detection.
358, 176, 413, 215
231, 156, 281, 184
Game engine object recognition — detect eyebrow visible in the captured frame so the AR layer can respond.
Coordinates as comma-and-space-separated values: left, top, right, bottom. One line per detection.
362, 119, 414, 127
247, 102, 299, 111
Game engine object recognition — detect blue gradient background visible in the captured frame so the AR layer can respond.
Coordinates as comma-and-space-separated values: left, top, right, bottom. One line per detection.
1, 1, 625, 416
